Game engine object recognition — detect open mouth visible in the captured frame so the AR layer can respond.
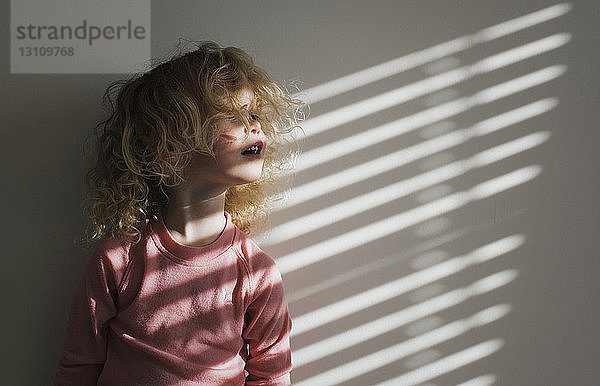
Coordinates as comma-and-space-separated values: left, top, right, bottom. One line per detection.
241, 143, 263, 155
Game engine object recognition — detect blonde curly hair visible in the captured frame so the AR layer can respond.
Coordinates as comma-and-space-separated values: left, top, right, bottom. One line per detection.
84, 41, 301, 241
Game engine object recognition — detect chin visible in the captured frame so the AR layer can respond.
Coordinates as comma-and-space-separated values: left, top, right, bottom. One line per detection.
222, 160, 265, 186
228, 170, 263, 186
241, 173, 263, 185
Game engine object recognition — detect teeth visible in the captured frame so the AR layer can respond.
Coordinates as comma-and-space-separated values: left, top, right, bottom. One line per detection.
243, 145, 260, 154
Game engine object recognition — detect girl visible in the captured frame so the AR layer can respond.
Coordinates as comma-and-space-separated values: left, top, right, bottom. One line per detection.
55, 41, 301, 385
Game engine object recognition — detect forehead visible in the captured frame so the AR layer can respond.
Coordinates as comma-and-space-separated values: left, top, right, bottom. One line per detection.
232, 88, 255, 108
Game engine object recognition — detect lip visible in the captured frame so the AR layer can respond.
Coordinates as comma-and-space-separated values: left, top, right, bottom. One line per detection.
240, 140, 266, 157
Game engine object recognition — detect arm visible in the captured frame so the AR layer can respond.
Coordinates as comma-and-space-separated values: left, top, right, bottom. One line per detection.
54, 248, 120, 386
243, 252, 292, 386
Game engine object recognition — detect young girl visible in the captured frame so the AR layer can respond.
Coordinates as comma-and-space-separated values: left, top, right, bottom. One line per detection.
55, 41, 300, 385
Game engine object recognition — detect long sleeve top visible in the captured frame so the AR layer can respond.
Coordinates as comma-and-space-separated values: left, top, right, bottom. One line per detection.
55, 211, 292, 385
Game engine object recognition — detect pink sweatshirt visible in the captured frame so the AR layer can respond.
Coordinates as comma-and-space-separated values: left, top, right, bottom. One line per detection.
55, 212, 292, 385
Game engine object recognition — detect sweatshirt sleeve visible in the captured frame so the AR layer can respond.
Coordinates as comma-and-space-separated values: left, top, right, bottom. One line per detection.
242, 244, 292, 386
54, 245, 123, 386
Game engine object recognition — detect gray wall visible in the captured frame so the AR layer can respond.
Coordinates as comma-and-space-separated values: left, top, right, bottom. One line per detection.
2, 1, 599, 384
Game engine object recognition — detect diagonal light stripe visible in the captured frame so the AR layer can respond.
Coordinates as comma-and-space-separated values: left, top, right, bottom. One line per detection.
290, 236, 523, 336
296, 314, 507, 386
269, 131, 549, 246
264, 101, 554, 245
455, 374, 498, 386
286, 230, 465, 303
281, 66, 564, 209
277, 165, 539, 275
373, 339, 504, 386
473, 65, 566, 104
293, 272, 516, 367
472, 33, 570, 73
300, 67, 472, 137
299, 33, 569, 140
296, 3, 571, 104
296, 37, 471, 105
297, 98, 471, 172
296, 81, 556, 173
477, 3, 571, 41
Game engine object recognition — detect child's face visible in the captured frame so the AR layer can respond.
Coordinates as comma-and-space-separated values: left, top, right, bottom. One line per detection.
186, 88, 267, 191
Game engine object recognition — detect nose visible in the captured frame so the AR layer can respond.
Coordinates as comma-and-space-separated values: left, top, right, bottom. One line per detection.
250, 119, 262, 134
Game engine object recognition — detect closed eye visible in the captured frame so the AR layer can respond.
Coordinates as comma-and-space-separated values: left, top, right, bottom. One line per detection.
226, 111, 259, 123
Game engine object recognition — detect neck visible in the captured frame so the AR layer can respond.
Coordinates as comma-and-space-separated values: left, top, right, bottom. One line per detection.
163, 185, 227, 247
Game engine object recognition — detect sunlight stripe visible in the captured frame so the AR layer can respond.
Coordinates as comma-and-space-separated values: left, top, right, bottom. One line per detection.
293, 274, 515, 367
281, 67, 563, 209
297, 323, 506, 385
277, 166, 539, 275
455, 374, 498, 386
477, 3, 571, 41
290, 237, 523, 336
373, 340, 504, 386
268, 131, 549, 245
296, 3, 571, 104
287, 230, 465, 303
299, 34, 568, 139
265, 108, 553, 246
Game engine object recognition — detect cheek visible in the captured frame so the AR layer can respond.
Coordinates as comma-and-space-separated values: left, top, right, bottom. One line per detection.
213, 139, 240, 159
214, 127, 245, 152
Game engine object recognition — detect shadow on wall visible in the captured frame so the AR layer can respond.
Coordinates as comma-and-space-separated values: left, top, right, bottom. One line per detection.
257, 3, 572, 385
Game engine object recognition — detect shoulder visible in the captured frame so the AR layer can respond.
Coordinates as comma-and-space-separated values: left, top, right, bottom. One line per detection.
233, 230, 284, 294
234, 229, 278, 273
85, 233, 146, 284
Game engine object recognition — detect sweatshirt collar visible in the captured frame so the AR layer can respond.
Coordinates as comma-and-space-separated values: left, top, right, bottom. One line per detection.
150, 211, 236, 267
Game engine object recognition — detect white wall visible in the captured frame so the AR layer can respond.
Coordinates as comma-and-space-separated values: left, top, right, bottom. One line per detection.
2, 1, 599, 384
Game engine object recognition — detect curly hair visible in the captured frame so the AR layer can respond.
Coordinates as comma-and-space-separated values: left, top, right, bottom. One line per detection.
84, 41, 302, 241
